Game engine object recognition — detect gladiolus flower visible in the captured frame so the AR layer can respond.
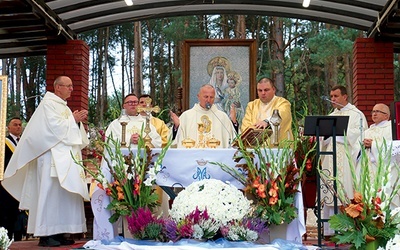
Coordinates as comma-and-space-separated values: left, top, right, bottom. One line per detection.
269, 196, 278, 205
306, 159, 313, 171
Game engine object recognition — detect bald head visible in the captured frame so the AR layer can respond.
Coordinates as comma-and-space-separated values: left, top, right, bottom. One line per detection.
371, 103, 390, 124
197, 84, 215, 109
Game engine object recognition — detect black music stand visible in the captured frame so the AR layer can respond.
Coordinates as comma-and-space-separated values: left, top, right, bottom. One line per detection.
303, 115, 349, 247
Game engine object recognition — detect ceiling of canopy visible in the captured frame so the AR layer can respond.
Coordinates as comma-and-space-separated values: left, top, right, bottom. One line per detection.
0, 0, 399, 58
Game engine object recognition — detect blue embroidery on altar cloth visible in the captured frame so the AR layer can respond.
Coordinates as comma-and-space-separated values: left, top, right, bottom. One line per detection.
192, 167, 210, 181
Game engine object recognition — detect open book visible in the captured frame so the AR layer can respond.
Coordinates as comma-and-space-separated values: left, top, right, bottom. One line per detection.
231, 127, 272, 148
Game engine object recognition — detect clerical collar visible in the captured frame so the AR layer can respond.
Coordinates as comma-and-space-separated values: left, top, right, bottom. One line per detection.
337, 103, 351, 111
371, 120, 389, 128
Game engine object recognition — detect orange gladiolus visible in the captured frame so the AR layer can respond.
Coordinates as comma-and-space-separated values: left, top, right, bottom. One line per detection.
117, 191, 124, 200
269, 196, 278, 205
105, 188, 112, 196
258, 191, 267, 199
252, 177, 261, 188
97, 183, 104, 190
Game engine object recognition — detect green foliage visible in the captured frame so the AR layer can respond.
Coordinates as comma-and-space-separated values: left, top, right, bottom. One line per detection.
308, 29, 354, 64
327, 142, 400, 249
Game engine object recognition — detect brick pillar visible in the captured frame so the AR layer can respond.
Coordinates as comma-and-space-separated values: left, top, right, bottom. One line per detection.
46, 40, 89, 113
353, 38, 394, 125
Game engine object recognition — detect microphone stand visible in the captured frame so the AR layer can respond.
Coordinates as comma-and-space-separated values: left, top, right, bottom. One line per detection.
205, 102, 233, 147
321, 96, 364, 141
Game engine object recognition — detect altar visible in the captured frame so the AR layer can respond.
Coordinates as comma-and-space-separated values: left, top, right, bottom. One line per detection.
90, 148, 305, 243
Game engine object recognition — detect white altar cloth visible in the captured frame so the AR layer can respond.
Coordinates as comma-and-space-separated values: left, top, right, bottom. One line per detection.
90, 148, 305, 243
83, 237, 317, 250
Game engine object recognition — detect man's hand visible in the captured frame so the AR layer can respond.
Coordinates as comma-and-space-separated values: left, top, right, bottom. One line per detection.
170, 111, 180, 129
363, 138, 373, 148
229, 104, 237, 124
254, 120, 269, 129
130, 133, 140, 145
73, 110, 88, 123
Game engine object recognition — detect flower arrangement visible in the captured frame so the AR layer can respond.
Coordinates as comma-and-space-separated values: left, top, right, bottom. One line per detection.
0, 227, 12, 250
294, 126, 318, 176
76, 135, 172, 223
126, 207, 167, 241
328, 141, 400, 249
214, 141, 303, 226
162, 179, 268, 242
220, 217, 268, 241
165, 207, 220, 241
169, 179, 251, 226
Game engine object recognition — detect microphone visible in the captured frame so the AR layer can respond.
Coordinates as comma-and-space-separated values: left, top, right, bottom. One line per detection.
320, 95, 365, 141
205, 102, 211, 110
320, 95, 330, 102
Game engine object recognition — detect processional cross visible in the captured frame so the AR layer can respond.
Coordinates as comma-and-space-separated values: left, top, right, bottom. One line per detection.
136, 97, 160, 148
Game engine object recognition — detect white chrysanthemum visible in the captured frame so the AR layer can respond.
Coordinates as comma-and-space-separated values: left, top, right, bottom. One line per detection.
0, 227, 12, 250
383, 234, 400, 250
169, 179, 251, 225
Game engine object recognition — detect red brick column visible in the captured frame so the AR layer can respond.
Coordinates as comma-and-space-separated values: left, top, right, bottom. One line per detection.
46, 40, 89, 113
353, 38, 394, 125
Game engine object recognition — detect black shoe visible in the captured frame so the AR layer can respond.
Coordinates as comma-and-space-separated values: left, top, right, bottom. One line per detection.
38, 237, 61, 247
52, 234, 75, 245
58, 238, 75, 245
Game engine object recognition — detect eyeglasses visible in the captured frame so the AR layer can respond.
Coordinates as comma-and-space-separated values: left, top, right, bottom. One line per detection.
371, 110, 387, 115
124, 101, 139, 105
59, 84, 73, 88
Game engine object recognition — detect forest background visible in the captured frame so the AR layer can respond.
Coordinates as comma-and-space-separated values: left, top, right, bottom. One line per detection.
1, 15, 400, 129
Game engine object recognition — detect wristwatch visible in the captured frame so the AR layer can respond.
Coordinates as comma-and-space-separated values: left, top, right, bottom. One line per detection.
263, 119, 269, 124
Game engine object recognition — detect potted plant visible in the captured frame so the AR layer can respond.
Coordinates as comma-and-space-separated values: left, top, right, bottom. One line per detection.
327, 141, 400, 249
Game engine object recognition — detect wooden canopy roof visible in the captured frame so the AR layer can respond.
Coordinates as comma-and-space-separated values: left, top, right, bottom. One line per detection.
0, 0, 399, 58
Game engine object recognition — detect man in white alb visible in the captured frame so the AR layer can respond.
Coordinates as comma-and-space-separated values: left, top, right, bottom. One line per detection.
2, 76, 89, 247
106, 94, 163, 148
321, 85, 368, 238
174, 84, 237, 148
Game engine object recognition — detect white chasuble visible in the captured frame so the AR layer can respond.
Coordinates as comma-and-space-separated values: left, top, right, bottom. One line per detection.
321, 103, 368, 235
106, 114, 162, 148
2, 92, 89, 236
175, 103, 237, 148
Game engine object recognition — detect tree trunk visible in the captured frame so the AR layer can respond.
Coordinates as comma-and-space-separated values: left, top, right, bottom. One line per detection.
235, 15, 246, 39
134, 21, 142, 96
272, 17, 285, 97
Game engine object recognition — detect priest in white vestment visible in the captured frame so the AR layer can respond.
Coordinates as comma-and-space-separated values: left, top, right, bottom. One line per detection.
106, 94, 163, 148
358, 103, 398, 206
2, 76, 89, 247
92, 93, 169, 240
321, 85, 368, 237
241, 77, 293, 146
360, 103, 392, 168
175, 84, 237, 148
